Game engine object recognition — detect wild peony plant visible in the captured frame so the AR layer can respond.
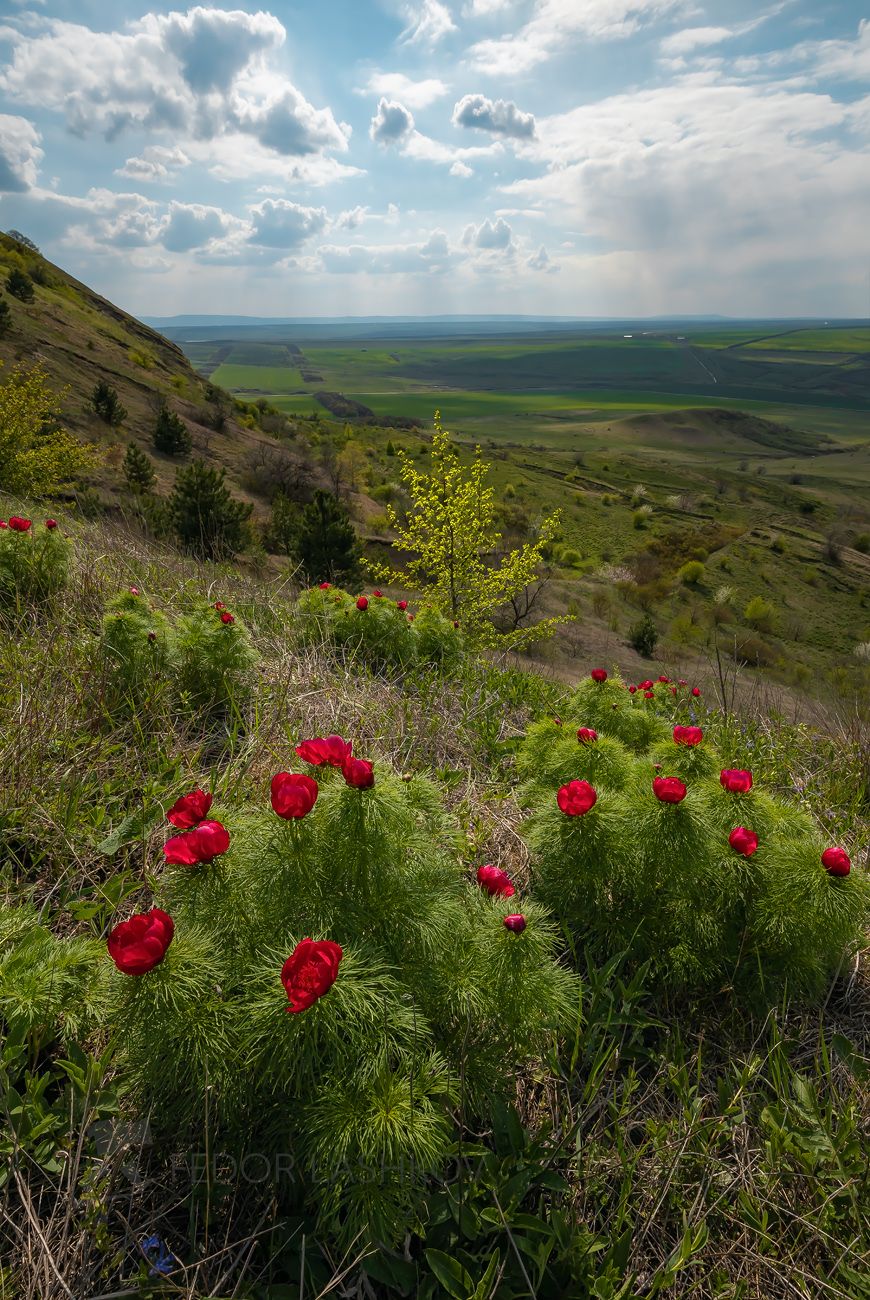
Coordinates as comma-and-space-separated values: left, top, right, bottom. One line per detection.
174, 598, 258, 716
98, 591, 257, 719
0, 516, 70, 613
99, 586, 174, 713
295, 584, 463, 671
520, 672, 869, 1005
96, 746, 576, 1245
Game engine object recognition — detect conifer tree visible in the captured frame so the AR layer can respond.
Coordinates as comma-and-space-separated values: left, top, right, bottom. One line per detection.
153, 404, 191, 456
0, 296, 11, 338
293, 489, 361, 584
92, 380, 127, 427
168, 459, 252, 560
122, 442, 156, 494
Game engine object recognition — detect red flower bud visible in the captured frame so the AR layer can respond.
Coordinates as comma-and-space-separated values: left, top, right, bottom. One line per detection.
396, 599, 408, 610
577, 727, 598, 744
407, 613, 415, 622
640, 679, 653, 690
673, 725, 703, 746
821, 846, 851, 877
643, 690, 654, 699
628, 685, 637, 694
318, 582, 331, 590
147, 630, 157, 641
453, 620, 459, 628
129, 586, 140, 596
557, 779, 597, 816
653, 776, 687, 803
342, 755, 374, 788
670, 686, 677, 696
281, 937, 343, 1013
373, 589, 383, 597
692, 686, 701, 697
356, 596, 368, 611
296, 734, 352, 767
678, 679, 688, 687
164, 819, 230, 865
166, 788, 213, 829
107, 908, 174, 975
214, 601, 225, 610
720, 769, 752, 794
591, 668, 607, 683
503, 914, 527, 934
0, 521, 7, 529
476, 864, 515, 898
45, 518, 58, 529
658, 676, 669, 683
729, 826, 759, 857
553, 716, 563, 725
271, 772, 319, 819
220, 611, 235, 625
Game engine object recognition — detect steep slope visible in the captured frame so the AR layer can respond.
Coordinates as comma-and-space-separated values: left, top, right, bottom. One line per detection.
0, 233, 318, 509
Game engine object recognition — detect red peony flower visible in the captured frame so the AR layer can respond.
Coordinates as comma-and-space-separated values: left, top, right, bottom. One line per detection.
503, 914, 527, 933
356, 596, 368, 610
821, 846, 851, 877
476, 864, 515, 897
281, 937, 343, 1013
653, 776, 687, 803
0, 521, 6, 529
319, 582, 331, 590
296, 734, 352, 767
673, 725, 703, 746
643, 690, 654, 700
678, 679, 688, 686
591, 668, 607, 683
557, 779, 597, 816
342, 755, 374, 788
373, 589, 383, 597
628, 684, 637, 694
164, 819, 230, 865
214, 601, 225, 610
577, 727, 598, 744
271, 772, 319, 819
220, 611, 235, 625
658, 675, 670, 683
108, 908, 174, 975
45, 518, 58, 529
692, 686, 702, 697
639, 679, 653, 690
396, 599, 408, 610
8, 516, 32, 532
720, 769, 752, 794
166, 788, 213, 829
729, 826, 759, 857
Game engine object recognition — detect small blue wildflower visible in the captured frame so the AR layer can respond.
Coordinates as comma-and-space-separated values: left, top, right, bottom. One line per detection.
141, 1234, 176, 1277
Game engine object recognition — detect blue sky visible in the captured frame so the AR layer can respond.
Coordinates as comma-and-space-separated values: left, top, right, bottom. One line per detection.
0, 1, 868, 317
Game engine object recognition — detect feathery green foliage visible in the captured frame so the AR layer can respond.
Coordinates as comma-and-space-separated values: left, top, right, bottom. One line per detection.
0, 518, 70, 613
297, 583, 463, 671
522, 675, 869, 1004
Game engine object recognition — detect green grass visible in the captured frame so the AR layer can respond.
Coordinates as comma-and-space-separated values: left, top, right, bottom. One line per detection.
210, 361, 304, 391
748, 328, 870, 353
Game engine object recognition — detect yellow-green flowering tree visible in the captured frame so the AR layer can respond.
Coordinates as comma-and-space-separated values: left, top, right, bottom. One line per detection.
370, 412, 568, 648
0, 362, 96, 496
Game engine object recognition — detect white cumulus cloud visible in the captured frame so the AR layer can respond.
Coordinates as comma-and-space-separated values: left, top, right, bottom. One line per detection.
370, 97, 416, 143
452, 93, 536, 138
0, 115, 42, 192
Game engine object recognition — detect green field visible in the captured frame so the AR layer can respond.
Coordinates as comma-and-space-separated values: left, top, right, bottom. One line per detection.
210, 362, 304, 391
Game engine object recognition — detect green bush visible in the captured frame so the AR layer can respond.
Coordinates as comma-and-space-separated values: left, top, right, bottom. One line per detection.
0, 296, 11, 337
4, 760, 575, 1247
5, 268, 34, 303
744, 594, 775, 633
153, 404, 191, 456
122, 442, 156, 494
678, 560, 705, 585
0, 516, 70, 612
91, 380, 127, 427
174, 598, 258, 716
99, 587, 174, 712
168, 459, 252, 560
520, 675, 869, 1004
296, 585, 463, 672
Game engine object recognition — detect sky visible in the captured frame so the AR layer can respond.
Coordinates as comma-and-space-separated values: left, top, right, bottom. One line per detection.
0, 1, 868, 318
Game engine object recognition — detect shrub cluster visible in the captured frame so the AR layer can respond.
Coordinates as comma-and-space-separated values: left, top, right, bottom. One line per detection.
2, 745, 576, 1246
0, 515, 70, 612
100, 587, 257, 718
296, 583, 464, 672
520, 670, 869, 1004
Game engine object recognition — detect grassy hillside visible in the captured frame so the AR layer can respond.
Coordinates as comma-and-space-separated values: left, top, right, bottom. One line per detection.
1, 510, 867, 1299
0, 233, 322, 511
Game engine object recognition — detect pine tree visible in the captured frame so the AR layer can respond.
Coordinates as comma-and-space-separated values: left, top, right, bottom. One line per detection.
264, 490, 300, 556
168, 459, 252, 560
92, 380, 127, 427
0, 296, 10, 338
5, 269, 34, 303
292, 489, 361, 584
123, 442, 156, 494
153, 404, 191, 456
